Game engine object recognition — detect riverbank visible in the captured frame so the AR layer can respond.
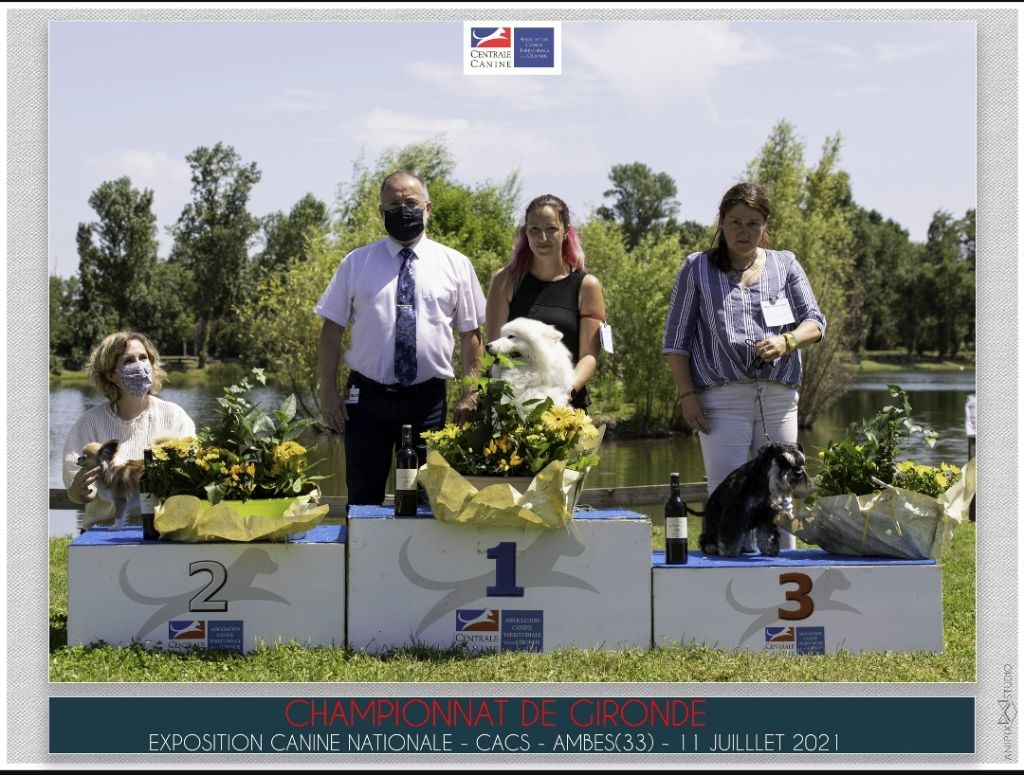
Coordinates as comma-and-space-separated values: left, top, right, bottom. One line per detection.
856, 350, 975, 373
49, 350, 976, 388
49, 353, 976, 443
49, 361, 247, 388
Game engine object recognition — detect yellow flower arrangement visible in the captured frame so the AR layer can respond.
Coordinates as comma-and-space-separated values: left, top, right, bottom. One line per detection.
146, 369, 326, 505
812, 385, 951, 499
414, 355, 605, 529
420, 356, 601, 478
786, 385, 971, 559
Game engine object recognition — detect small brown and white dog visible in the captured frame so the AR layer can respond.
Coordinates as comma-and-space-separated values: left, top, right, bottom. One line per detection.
77, 439, 144, 524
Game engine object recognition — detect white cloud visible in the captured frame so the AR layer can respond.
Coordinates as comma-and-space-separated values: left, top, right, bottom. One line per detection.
563, 22, 773, 107
339, 108, 605, 210
815, 42, 862, 60
834, 85, 885, 98
874, 40, 948, 62
84, 150, 193, 252
250, 89, 334, 113
344, 108, 473, 149
85, 149, 191, 190
408, 60, 565, 111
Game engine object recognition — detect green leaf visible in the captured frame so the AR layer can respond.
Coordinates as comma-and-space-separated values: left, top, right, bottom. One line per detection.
251, 415, 276, 437
205, 483, 225, 505
280, 425, 309, 442
277, 394, 297, 424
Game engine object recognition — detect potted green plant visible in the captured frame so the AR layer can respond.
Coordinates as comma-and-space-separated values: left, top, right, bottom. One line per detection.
148, 369, 330, 541
417, 354, 604, 528
781, 385, 973, 558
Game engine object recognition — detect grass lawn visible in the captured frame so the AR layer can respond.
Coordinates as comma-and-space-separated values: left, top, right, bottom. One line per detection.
854, 349, 975, 373
857, 359, 975, 374
48, 521, 975, 683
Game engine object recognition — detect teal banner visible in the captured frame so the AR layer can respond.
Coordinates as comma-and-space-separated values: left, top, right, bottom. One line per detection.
50, 696, 973, 755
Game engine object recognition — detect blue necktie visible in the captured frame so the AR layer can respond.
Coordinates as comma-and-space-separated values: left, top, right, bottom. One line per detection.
394, 247, 417, 385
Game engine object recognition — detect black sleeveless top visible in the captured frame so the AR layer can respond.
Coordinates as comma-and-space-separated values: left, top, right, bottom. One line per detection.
508, 269, 591, 409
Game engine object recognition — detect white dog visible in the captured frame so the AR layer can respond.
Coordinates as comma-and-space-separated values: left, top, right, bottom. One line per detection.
485, 318, 575, 407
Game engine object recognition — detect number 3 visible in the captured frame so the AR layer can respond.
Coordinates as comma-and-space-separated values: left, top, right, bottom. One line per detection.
778, 572, 814, 620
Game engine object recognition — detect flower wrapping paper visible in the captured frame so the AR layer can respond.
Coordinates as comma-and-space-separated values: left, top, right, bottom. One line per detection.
153, 491, 329, 542
417, 449, 591, 529
778, 459, 975, 559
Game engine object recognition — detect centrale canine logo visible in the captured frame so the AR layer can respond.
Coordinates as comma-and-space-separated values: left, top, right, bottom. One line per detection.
765, 626, 795, 642
456, 609, 500, 631
471, 27, 511, 48
169, 620, 206, 640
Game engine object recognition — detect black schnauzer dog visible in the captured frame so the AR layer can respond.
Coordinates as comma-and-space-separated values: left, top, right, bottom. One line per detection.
698, 441, 812, 557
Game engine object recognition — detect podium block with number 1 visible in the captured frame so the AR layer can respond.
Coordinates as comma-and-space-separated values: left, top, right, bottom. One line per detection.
347, 507, 652, 653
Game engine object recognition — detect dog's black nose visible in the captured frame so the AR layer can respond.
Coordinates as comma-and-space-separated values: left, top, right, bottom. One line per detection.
485, 344, 495, 355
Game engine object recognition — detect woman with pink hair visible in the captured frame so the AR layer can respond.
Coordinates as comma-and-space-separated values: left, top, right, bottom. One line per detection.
486, 194, 606, 410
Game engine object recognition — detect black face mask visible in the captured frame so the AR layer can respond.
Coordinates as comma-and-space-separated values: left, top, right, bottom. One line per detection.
383, 205, 426, 242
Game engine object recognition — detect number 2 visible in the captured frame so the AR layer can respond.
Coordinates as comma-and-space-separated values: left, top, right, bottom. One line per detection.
189, 560, 228, 612
486, 542, 524, 597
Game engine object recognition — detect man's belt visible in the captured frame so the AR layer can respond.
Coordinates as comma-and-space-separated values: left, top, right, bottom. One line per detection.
349, 372, 446, 397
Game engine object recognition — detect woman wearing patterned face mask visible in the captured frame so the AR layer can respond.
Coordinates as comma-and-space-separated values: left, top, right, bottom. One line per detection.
62, 330, 196, 526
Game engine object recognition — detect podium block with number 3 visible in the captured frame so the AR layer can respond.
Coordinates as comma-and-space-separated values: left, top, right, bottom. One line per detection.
652, 550, 942, 654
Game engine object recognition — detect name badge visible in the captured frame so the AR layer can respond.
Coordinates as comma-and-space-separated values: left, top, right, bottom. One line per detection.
600, 322, 615, 354
761, 295, 796, 328
344, 386, 360, 405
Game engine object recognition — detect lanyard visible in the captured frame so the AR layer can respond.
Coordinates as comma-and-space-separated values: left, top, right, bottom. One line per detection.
745, 337, 771, 449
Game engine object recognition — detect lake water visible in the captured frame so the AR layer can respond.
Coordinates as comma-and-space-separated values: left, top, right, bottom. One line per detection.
49, 370, 976, 536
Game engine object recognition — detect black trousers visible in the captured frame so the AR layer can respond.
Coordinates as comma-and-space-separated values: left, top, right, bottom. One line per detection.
343, 373, 447, 508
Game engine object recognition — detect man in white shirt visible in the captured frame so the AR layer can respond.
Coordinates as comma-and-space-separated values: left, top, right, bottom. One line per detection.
315, 171, 485, 508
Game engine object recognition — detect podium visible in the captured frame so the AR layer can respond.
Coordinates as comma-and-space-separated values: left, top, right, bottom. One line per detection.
67, 524, 346, 653
652, 550, 942, 654
347, 507, 652, 653
64, 515, 945, 656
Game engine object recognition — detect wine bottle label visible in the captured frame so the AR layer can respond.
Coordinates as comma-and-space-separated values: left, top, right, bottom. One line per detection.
396, 469, 418, 491
139, 492, 158, 515
665, 516, 687, 540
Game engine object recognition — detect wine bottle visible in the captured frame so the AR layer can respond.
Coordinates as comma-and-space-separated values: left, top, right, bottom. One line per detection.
394, 424, 419, 517
139, 448, 159, 540
664, 472, 688, 565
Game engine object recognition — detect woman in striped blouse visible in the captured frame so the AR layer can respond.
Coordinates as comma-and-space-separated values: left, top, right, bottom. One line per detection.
662, 182, 825, 550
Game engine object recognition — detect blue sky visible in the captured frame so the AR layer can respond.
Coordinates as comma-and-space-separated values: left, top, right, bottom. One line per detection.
48, 19, 976, 278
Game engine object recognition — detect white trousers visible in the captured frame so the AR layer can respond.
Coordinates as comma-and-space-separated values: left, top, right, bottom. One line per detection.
698, 381, 800, 550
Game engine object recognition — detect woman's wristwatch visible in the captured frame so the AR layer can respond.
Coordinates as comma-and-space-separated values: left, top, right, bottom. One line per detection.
783, 332, 798, 353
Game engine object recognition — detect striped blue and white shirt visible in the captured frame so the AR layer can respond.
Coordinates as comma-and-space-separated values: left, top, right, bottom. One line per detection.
662, 249, 826, 390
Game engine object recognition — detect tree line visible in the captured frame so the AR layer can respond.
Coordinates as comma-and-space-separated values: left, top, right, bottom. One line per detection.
50, 122, 975, 431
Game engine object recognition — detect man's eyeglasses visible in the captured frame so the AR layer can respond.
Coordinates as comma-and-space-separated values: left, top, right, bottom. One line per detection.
382, 201, 426, 212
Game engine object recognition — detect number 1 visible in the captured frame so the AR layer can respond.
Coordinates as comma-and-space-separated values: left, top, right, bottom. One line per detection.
486, 542, 524, 597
